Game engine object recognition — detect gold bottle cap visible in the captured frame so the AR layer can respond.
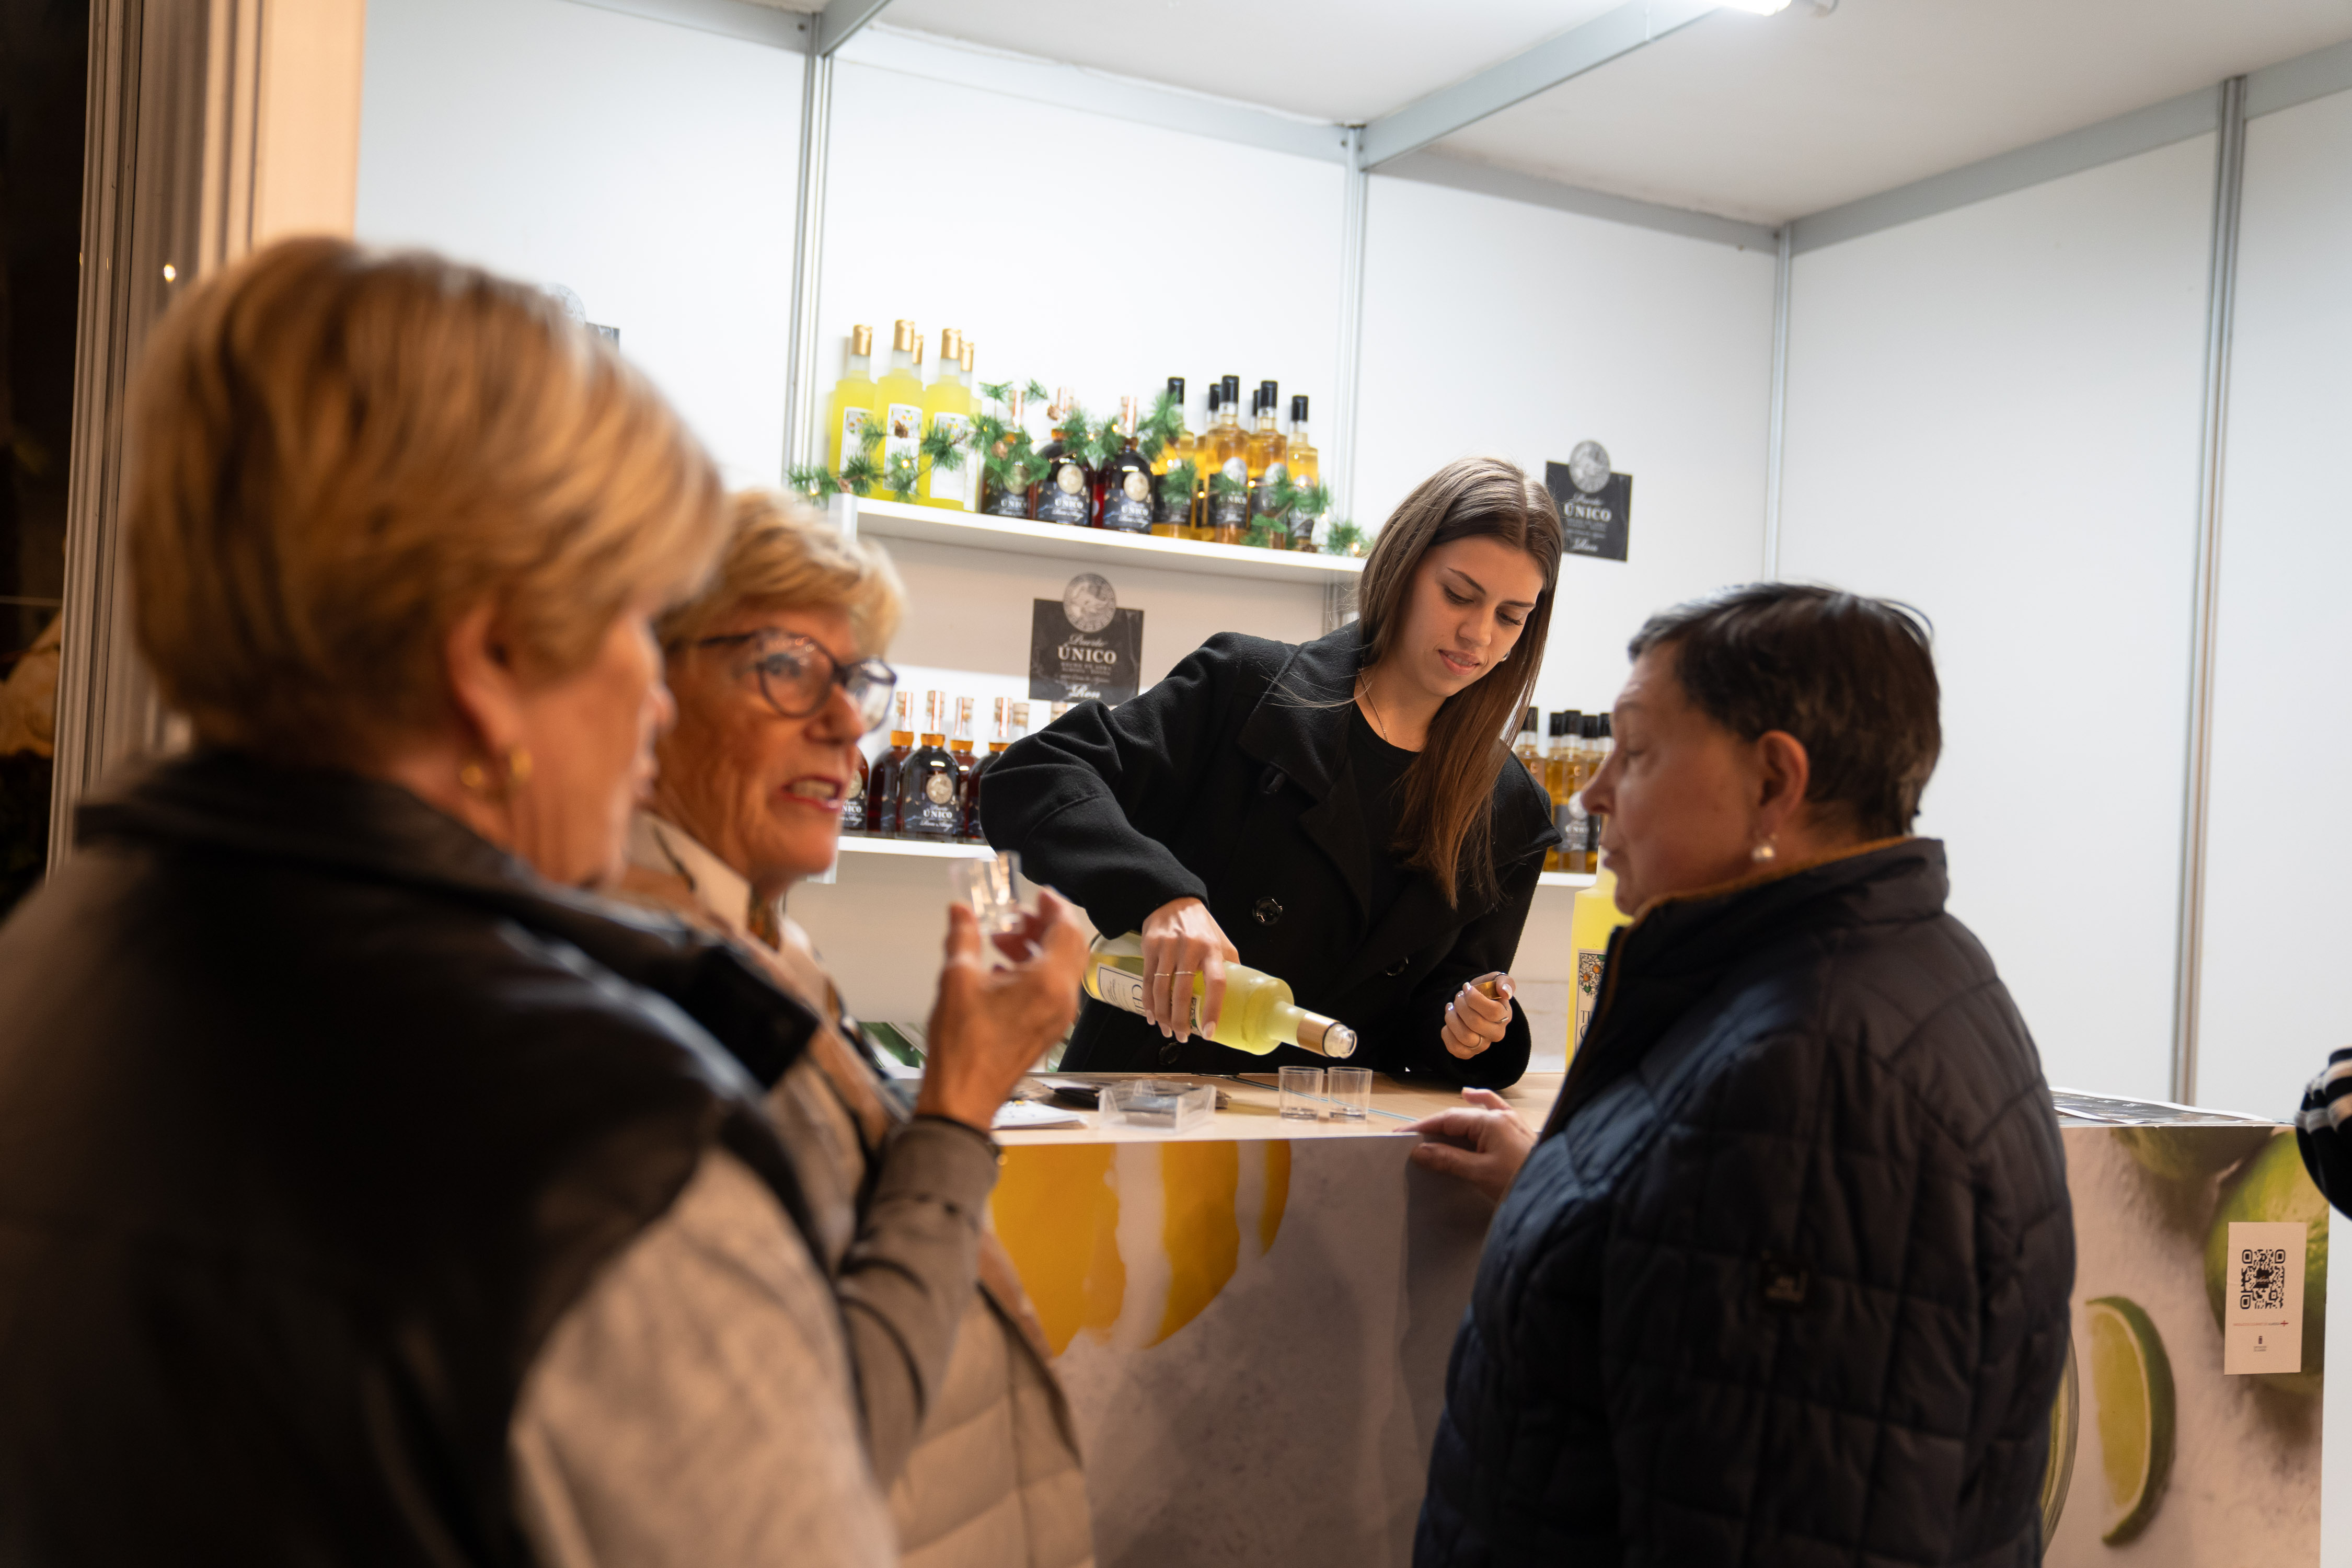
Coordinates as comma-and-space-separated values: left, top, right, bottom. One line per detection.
940, 327, 963, 361
1006, 387, 1026, 421
960, 338, 976, 371
892, 319, 917, 352
913, 334, 925, 366
849, 324, 873, 355
1012, 701, 1031, 727
1299, 1017, 1357, 1058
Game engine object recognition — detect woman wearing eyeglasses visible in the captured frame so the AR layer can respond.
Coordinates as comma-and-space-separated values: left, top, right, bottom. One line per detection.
618, 490, 1093, 1568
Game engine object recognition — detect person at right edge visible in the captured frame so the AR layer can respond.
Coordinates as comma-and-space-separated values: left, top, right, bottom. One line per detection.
981, 457, 1561, 1085
1410, 584, 2074, 1566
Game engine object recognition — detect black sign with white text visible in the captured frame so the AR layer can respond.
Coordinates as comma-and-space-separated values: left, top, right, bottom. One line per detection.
1546, 462, 1632, 562
1030, 573, 1143, 705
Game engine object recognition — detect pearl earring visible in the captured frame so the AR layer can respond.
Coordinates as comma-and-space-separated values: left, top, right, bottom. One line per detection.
1750, 840, 1778, 863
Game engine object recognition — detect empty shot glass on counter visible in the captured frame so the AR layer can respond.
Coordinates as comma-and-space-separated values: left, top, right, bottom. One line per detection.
949, 850, 1035, 962
1326, 1067, 1372, 1121
1278, 1065, 1325, 1121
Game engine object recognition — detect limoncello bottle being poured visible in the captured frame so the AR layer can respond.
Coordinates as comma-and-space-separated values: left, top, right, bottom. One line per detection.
1080, 932, 1357, 1058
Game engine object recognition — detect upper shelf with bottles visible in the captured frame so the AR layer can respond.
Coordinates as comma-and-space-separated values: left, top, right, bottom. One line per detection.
837, 496, 1365, 585
800, 322, 1373, 578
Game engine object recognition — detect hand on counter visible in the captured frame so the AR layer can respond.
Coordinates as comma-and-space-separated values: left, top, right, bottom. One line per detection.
1442, 973, 1516, 1060
1408, 1089, 1534, 1203
1140, 896, 1238, 1043
917, 890, 1089, 1132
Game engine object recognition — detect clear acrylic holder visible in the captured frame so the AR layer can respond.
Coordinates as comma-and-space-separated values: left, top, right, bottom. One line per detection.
1101, 1079, 1217, 1133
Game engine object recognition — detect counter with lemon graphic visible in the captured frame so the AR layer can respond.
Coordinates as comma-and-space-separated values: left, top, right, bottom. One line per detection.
2040, 1098, 2328, 1566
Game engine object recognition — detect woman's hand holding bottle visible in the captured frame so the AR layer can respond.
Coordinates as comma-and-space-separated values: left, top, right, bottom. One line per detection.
1442, 972, 1515, 1059
1138, 896, 1238, 1042
1408, 1088, 1535, 1203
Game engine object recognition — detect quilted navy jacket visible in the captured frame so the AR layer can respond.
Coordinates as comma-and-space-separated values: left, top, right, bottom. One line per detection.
1417, 839, 2073, 1567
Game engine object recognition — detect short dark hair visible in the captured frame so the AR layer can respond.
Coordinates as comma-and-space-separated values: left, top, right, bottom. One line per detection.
1627, 584, 1940, 837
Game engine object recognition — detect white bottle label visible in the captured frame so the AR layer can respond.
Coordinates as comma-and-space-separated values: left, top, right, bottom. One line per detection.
1092, 963, 1204, 1032
926, 412, 972, 501
883, 402, 923, 489
1573, 947, 1606, 1045
838, 406, 868, 466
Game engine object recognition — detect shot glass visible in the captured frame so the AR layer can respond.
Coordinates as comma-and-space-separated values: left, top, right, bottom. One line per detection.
1326, 1067, 1373, 1122
1278, 1065, 1325, 1121
949, 852, 1032, 961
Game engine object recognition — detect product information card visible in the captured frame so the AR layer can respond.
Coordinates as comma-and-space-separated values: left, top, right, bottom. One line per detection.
1546, 440, 1632, 562
1031, 573, 1143, 706
2223, 1219, 2306, 1374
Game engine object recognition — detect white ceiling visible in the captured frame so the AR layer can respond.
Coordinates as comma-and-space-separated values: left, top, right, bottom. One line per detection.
857, 0, 2352, 224
1434, 0, 2352, 224
874, 0, 1623, 124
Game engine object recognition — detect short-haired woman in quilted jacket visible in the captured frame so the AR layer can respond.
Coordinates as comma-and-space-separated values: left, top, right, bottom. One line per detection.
1410, 583, 2074, 1566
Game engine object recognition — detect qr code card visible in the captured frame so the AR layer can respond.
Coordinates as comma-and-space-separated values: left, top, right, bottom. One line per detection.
2223, 1220, 2307, 1375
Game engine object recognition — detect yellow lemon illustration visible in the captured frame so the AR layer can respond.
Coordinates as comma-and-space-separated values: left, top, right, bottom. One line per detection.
990, 1140, 1289, 1356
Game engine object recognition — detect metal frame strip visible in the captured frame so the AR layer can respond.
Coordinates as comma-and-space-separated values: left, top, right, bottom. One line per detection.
1761, 223, 1791, 580
780, 44, 833, 476
2171, 75, 2247, 1105
1329, 127, 1370, 538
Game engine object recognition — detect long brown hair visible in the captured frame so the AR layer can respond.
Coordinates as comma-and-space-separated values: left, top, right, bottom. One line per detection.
1356, 457, 1561, 906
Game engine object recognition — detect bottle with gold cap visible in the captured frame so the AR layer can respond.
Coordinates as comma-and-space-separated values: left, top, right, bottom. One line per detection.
1081, 932, 1357, 1058
959, 339, 985, 510
874, 320, 925, 503
919, 328, 973, 512
1205, 375, 1250, 543
826, 326, 880, 479
1149, 375, 1194, 539
1099, 397, 1156, 534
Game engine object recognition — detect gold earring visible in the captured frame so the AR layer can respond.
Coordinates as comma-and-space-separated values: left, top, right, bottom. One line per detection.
460, 747, 532, 797
1751, 840, 1778, 863
459, 760, 492, 795
505, 746, 533, 787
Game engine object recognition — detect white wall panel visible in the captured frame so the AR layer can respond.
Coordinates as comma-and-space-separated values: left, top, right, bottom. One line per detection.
817, 61, 1345, 475
1356, 175, 1778, 723
1778, 137, 2215, 1098
354, 0, 802, 487
2195, 88, 2352, 1119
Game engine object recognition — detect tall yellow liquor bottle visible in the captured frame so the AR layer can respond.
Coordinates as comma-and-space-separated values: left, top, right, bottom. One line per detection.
1204, 375, 1250, 544
1569, 867, 1633, 1056
1283, 394, 1320, 548
1542, 710, 1581, 871
1149, 375, 1193, 539
874, 320, 925, 503
1081, 932, 1358, 1057
1245, 379, 1289, 546
826, 325, 880, 476
1185, 384, 1221, 540
919, 328, 973, 511
1513, 707, 1543, 785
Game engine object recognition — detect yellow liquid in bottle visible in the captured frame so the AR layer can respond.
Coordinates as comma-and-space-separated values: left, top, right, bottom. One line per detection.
1568, 867, 1633, 1059
1080, 932, 1356, 1057
873, 328, 925, 503
919, 352, 974, 511
827, 361, 880, 476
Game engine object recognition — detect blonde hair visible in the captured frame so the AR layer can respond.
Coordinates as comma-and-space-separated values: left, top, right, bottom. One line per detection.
126, 237, 727, 764
656, 490, 905, 656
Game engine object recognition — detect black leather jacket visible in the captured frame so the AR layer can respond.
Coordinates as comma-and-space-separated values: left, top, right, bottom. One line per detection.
1418, 841, 2074, 1567
0, 752, 818, 1564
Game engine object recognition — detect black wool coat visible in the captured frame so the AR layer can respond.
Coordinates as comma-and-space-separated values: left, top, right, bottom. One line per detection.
1416, 839, 2076, 1568
981, 622, 1556, 1085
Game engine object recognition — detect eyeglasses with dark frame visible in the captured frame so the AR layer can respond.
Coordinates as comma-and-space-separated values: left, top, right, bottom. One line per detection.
694, 630, 898, 732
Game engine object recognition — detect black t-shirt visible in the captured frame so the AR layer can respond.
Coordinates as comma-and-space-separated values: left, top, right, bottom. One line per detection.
1346, 703, 1419, 927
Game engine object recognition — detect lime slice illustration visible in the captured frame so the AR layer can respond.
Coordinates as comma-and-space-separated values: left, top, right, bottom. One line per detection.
2086, 1295, 2175, 1544
2205, 1131, 2328, 1394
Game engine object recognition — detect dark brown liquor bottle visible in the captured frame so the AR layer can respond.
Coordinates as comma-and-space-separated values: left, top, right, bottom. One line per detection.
961, 697, 1016, 842
868, 690, 915, 837
981, 385, 1034, 519
841, 744, 873, 836
1099, 397, 1156, 534
1032, 390, 1096, 528
898, 690, 962, 840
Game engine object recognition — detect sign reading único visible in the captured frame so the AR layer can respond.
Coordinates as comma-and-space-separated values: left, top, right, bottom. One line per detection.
1031, 573, 1143, 706
1545, 440, 1632, 563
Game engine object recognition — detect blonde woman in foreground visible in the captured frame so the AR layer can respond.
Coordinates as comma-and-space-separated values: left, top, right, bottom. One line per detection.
0, 238, 1085, 1564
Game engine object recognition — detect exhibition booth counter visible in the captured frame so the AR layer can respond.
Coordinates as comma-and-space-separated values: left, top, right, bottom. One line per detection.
979, 1076, 2328, 1568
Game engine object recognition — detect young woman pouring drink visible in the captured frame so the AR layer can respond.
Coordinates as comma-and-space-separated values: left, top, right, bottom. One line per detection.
982, 457, 1561, 1083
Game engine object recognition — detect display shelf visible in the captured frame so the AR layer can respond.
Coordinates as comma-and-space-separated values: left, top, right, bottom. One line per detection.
1536, 871, 1597, 890
836, 836, 996, 861
840, 495, 1367, 585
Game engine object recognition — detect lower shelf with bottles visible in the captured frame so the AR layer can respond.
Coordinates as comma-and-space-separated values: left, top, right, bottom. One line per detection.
825, 835, 1594, 888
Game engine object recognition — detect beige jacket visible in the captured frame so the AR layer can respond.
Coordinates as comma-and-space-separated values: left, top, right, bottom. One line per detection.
619, 815, 1093, 1568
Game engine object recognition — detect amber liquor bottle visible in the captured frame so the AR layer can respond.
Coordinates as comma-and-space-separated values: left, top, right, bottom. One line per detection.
1205, 374, 1251, 543
1246, 379, 1289, 545
961, 697, 1018, 842
981, 385, 1034, 519
1099, 397, 1156, 534
898, 691, 963, 840
868, 690, 915, 837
